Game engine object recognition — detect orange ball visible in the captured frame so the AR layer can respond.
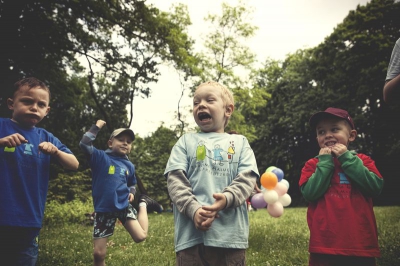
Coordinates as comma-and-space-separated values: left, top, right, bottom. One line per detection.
260, 172, 278, 190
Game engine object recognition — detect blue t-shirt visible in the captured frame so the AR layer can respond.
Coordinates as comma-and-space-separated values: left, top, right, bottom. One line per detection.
164, 132, 259, 252
0, 118, 73, 228
87, 148, 137, 212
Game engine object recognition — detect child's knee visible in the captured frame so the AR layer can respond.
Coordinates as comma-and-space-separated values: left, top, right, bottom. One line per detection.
133, 232, 147, 243
93, 248, 106, 261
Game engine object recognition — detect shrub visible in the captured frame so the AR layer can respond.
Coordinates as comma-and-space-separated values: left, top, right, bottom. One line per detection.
44, 199, 94, 226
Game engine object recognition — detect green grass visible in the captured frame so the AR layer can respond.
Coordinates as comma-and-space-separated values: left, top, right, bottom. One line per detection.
37, 206, 400, 266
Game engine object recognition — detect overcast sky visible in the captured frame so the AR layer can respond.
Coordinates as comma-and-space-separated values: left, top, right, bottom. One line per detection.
131, 0, 371, 137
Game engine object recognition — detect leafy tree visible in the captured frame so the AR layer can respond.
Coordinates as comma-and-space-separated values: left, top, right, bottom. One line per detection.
0, 0, 198, 200
130, 126, 178, 208
251, 51, 318, 204
250, 0, 400, 205
309, 0, 400, 204
197, 0, 257, 87
0, 0, 196, 140
171, 0, 267, 140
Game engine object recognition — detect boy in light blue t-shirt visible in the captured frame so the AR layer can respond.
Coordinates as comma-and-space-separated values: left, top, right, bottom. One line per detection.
164, 81, 259, 265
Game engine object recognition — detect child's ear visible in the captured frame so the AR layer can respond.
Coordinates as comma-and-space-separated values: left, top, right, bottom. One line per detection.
108, 139, 113, 148
349, 129, 357, 142
7, 98, 14, 110
225, 104, 234, 117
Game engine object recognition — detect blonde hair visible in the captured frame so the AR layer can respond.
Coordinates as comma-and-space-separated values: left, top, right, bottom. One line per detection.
196, 81, 234, 106
195, 81, 234, 127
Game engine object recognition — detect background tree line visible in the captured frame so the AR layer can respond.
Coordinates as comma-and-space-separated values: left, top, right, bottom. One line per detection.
0, 0, 399, 208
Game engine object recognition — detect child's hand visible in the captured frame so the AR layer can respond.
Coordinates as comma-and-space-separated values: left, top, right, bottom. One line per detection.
194, 208, 216, 231
202, 193, 227, 213
96, 120, 106, 129
38, 142, 59, 156
128, 193, 134, 203
319, 147, 331, 155
0, 133, 28, 147
330, 143, 348, 157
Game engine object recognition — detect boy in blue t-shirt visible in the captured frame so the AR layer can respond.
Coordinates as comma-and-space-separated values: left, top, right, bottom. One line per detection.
79, 119, 163, 266
0, 77, 79, 265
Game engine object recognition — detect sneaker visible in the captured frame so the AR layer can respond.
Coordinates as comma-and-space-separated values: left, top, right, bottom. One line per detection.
139, 194, 163, 213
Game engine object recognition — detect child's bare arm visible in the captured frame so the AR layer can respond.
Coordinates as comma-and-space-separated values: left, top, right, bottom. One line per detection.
39, 142, 79, 170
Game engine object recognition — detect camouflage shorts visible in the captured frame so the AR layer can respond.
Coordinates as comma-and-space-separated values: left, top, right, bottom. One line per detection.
93, 203, 137, 239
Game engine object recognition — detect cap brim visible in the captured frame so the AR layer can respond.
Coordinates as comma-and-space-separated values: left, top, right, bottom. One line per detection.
309, 112, 334, 129
111, 129, 135, 140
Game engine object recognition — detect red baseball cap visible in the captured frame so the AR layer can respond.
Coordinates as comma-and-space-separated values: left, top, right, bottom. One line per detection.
309, 107, 355, 129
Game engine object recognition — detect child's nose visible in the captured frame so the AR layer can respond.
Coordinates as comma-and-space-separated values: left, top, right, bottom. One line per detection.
30, 104, 38, 111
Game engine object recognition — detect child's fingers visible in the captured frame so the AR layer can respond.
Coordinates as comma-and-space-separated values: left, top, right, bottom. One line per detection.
198, 210, 217, 218
38, 142, 58, 155
1, 134, 27, 147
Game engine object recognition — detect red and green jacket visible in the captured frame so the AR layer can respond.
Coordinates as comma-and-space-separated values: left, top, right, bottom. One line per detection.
299, 151, 383, 257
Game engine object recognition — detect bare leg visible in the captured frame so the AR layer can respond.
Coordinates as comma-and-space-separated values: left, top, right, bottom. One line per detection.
93, 237, 108, 266
124, 205, 148, 243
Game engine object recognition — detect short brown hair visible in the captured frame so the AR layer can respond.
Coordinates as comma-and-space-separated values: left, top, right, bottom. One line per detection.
13, 77, 51, 100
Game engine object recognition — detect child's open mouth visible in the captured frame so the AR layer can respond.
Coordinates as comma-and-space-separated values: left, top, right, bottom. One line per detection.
198, 112, 212, 121
325, 141, 336, 146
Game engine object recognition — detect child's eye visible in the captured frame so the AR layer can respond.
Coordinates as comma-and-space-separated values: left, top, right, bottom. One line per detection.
317, 130, 325, 135
21, 99, 32, 104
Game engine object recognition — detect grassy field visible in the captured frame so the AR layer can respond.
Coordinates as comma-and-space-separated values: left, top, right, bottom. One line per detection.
37, 206, 400, 266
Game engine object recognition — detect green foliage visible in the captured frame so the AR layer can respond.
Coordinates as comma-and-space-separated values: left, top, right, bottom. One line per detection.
249, 0, 400, 204
2, 0, 399, 207
227, 86, 270, 142
183, 0, 265, 143
0, 0, 197, 161
47, 168, 92, 203
0, 0, 198, 205
38, 206, 400, 265
198, 0, 258, 87
43, 199, 93, 226
130, 126, 178, 208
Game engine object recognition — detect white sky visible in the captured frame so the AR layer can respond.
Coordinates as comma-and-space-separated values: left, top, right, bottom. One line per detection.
131, 0, 371, 137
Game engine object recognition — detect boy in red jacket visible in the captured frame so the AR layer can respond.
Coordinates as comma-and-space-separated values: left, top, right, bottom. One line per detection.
299, 107, 384, 266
